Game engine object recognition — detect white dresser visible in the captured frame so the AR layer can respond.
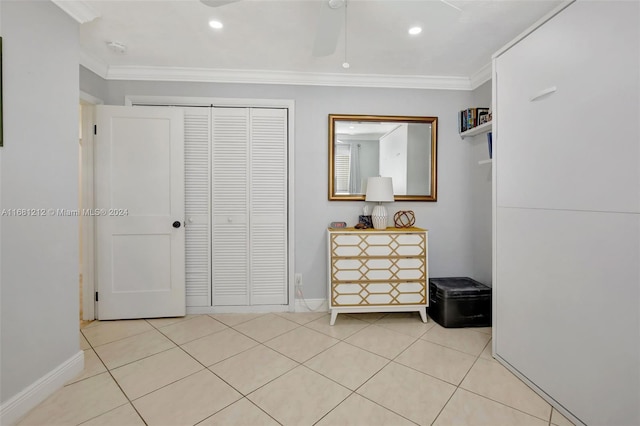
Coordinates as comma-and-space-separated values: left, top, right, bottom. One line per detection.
327, 227, 428, 325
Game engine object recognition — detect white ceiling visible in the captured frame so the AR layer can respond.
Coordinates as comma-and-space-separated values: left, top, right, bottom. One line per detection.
69, 0, 566, 89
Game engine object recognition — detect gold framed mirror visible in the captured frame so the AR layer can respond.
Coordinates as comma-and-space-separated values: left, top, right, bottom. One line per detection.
328, 114, 438, 201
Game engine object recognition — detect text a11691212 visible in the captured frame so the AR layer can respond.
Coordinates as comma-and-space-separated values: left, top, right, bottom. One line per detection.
0, 208, 129, 217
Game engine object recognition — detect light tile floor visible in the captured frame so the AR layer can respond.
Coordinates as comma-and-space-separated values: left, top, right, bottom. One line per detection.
18, 312, 576, 426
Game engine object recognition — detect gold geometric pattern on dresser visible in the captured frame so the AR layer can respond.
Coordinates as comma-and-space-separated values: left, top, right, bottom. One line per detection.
330, 231, 427, 307
331, 233, 426, 257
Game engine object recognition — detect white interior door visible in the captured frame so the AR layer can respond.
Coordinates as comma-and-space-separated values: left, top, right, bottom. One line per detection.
95, 105, 185, 320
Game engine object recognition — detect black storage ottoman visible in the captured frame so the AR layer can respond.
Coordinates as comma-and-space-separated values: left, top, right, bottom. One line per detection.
428, 277, 491, 328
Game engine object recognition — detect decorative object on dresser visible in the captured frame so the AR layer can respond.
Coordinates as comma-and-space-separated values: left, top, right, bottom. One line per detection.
357, 215, 373, 229
330, 221, 347, 228
327, 227, 428, 325
393, 210, 415, 228
365, 176, 394, 229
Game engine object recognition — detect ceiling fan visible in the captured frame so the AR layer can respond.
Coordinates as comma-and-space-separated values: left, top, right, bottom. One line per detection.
200, 0, 465, 58
200, 0, 348, 57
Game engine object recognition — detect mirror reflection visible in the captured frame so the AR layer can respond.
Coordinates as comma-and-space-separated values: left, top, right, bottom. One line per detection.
328, 114, 438, 201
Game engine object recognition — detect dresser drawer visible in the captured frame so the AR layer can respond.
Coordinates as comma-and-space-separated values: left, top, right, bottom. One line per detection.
330, 233, 426, 257
331, 257, 425, 281
332, 281, 426, 306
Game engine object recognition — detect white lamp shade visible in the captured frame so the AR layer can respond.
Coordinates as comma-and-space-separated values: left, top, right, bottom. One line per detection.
365, 177, 394, 202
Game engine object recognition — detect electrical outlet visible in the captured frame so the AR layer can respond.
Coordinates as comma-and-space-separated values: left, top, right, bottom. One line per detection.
295, 273, 302, 289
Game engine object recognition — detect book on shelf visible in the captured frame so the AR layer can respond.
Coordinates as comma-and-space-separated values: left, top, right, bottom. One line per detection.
459, 107, 490, 133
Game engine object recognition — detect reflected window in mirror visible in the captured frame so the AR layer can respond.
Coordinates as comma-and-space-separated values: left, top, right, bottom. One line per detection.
328, 114, 437, 201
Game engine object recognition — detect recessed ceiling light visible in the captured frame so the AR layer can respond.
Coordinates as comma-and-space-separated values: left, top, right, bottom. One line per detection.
208, 19, 223, 29
408, 26, 422, 35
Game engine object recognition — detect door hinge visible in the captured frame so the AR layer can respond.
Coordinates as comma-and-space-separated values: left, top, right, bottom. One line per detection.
93, 125, 97, 135
95, 291, 99, 302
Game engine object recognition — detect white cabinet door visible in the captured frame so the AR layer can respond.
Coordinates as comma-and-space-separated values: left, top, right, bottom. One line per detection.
95, 106, 185, 319
494, 2, 640, 425
495, 1, 639, 214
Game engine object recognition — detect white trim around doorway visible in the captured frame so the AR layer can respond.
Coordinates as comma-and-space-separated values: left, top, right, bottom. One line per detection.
79, 91, 103, 320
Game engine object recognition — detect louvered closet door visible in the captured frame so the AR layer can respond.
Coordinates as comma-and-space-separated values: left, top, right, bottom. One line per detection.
211, 107, 288, 306
184, 108, 211, 306
250, 108, 288, 305
212, 108, 250, 305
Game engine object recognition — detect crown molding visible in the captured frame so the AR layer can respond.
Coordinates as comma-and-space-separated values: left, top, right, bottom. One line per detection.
51, 0, 99, 24
80, 52, 109, 79
102, 66, 474, 91
79, 53, 494, 91
469, 63, 492, 90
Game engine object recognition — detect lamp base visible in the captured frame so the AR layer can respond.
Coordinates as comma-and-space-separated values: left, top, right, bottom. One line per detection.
371, 204, 388, 230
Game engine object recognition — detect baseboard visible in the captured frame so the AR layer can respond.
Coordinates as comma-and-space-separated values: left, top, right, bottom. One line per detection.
0, 350, 84, 426
186, 300, 329, 315
494, 353, 585, 426
187, 304, 292, 314
294, 298, 328, 313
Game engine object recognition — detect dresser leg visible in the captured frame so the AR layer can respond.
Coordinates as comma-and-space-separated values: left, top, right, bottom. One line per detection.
419, 308, 427, 323
330, 310, 338, 325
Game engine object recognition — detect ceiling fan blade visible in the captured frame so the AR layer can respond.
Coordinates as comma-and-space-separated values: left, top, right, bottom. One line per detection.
312, 0, 345, 57
439, 0, 463, 12
200, 0, 242, 7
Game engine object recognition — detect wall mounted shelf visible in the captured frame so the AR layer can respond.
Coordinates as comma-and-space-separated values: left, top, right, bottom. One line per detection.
460, 121, 492, 139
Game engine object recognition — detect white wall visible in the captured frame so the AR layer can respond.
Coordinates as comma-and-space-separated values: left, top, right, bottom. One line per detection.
379, 124, 408, 194
0, 0, 80, 406
357, 139, 379, 188
406, 123, 431, 195
468, 81, 492, 285
86, 76, 480, 299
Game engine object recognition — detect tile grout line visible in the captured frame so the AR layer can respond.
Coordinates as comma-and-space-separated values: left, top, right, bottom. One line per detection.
431, 336, 553, 425
310, 390, 357, 426
427, 338, 489, 425
461, 387, 554, 424
80, 321, 155, 348
193, 396, 284, 426
152, 316, 230, 346
79, 327, 150, 426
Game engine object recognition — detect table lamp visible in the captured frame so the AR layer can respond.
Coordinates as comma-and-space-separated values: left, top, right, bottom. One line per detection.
365, 177, 394, 229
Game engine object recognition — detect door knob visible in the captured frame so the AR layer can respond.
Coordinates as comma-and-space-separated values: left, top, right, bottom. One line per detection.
172, 221, 181, 228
